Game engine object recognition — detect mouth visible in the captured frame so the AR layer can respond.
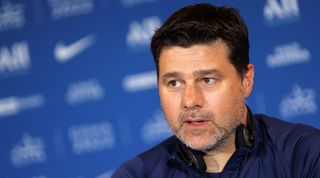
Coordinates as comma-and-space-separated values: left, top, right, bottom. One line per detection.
183, 118, 211, 125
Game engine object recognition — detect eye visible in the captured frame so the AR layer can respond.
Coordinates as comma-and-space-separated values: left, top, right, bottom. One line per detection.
202, 78, 215, 85
168, 80, 181, 88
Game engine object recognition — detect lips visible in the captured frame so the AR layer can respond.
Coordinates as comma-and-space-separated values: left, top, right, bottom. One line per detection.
183, 117, 211, 125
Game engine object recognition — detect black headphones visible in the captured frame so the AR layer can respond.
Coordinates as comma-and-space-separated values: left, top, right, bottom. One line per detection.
176, 107, 255, 173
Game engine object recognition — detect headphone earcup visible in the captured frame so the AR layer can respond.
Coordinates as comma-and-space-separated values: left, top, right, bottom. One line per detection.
176, 140, 207, 173
187, 149, 207, 173
235, 124, 253, 149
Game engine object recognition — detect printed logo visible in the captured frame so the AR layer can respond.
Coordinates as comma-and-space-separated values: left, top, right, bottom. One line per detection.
280, 84, 317, 118
264, 0, 300, 25
68, 122, 115, 154
65, 79, 104, 105
0, 41, 30, 78
266, 42, 310, 68
54, 34, 96, 63
0, 1, 25, 32
122, 70, 157, 92
32, 176, 47, 178
141, 110, 172, 143
121, 0, 156, 7
48, 0, 94, 20
0, 94, 44, 118
95, 170, 114, 178
126, 16, 161, 48
10, 133, 47, 168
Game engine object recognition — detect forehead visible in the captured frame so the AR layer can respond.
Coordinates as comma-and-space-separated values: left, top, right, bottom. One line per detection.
158, 41, 233, 76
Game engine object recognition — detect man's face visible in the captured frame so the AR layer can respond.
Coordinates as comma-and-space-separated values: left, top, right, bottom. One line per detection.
158, 40, 254, 152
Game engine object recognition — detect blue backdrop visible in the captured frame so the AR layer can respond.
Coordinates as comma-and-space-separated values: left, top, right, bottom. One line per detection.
0, 0, 319, 177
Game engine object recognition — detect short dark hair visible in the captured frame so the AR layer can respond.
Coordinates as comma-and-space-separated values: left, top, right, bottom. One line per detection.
151, 3, 249, 79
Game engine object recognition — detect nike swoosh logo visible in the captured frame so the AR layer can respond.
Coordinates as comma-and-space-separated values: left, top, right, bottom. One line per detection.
54, 34, 96, 62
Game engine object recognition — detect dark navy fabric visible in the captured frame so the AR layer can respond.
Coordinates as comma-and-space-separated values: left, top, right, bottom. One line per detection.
112, 114, 320, 178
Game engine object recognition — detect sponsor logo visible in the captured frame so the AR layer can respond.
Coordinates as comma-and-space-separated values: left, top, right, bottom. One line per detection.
54, 34, 96, 63
0, 41, 30, 78
280, 84, 317, 118
264, 0, 300, 25
141, 110, 172, 143
65, 79, 104, 105
48, 0, 94, 20
0, 94, 44, 118
10, 133, 47, 168
0, 1, 25, 32
96, 170, 114, 178
32, 176, 47, 178
121, 0, 156, 7
122, 70, 157, 92
266, 42, 310, 68
126, 16, 161, 48
68, 122, 115, 154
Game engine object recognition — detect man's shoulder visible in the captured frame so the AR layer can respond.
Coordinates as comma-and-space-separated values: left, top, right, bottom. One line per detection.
254, 114, 320, 141
254, 114, 320, 176
138, 135, 176, 164
254, 114, 320, 157
111, 136, 176, 178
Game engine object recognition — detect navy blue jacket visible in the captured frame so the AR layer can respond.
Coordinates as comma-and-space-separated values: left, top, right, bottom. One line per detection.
112, 115, 320, 178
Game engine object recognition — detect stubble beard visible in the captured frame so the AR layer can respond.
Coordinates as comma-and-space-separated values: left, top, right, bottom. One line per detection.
172, 89, 245, 153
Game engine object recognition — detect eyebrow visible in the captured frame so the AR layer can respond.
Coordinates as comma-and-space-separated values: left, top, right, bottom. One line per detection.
162, 71, 182, 80
193, 69, 223, 78
161, 69, 223, 80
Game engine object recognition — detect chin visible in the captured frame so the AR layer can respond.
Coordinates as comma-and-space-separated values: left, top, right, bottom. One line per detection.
182, 136, 215, 151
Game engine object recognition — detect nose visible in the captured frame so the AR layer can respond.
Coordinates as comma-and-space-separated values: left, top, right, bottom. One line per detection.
182, 84, 205, 110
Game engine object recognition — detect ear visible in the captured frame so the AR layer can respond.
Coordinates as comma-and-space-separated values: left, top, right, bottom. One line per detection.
242, 64, 254, 98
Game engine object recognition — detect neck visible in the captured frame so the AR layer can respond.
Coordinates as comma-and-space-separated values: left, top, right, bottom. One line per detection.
203, 107, 248, 172
203, 133, 236, 173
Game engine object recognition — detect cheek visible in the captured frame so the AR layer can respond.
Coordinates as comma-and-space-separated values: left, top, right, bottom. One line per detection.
204, 89, 229, 107
159, 90, 181, 121
204, 85, 240, 111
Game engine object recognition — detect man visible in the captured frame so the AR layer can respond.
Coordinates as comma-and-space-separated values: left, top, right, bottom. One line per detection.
112, 3, 320, 178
